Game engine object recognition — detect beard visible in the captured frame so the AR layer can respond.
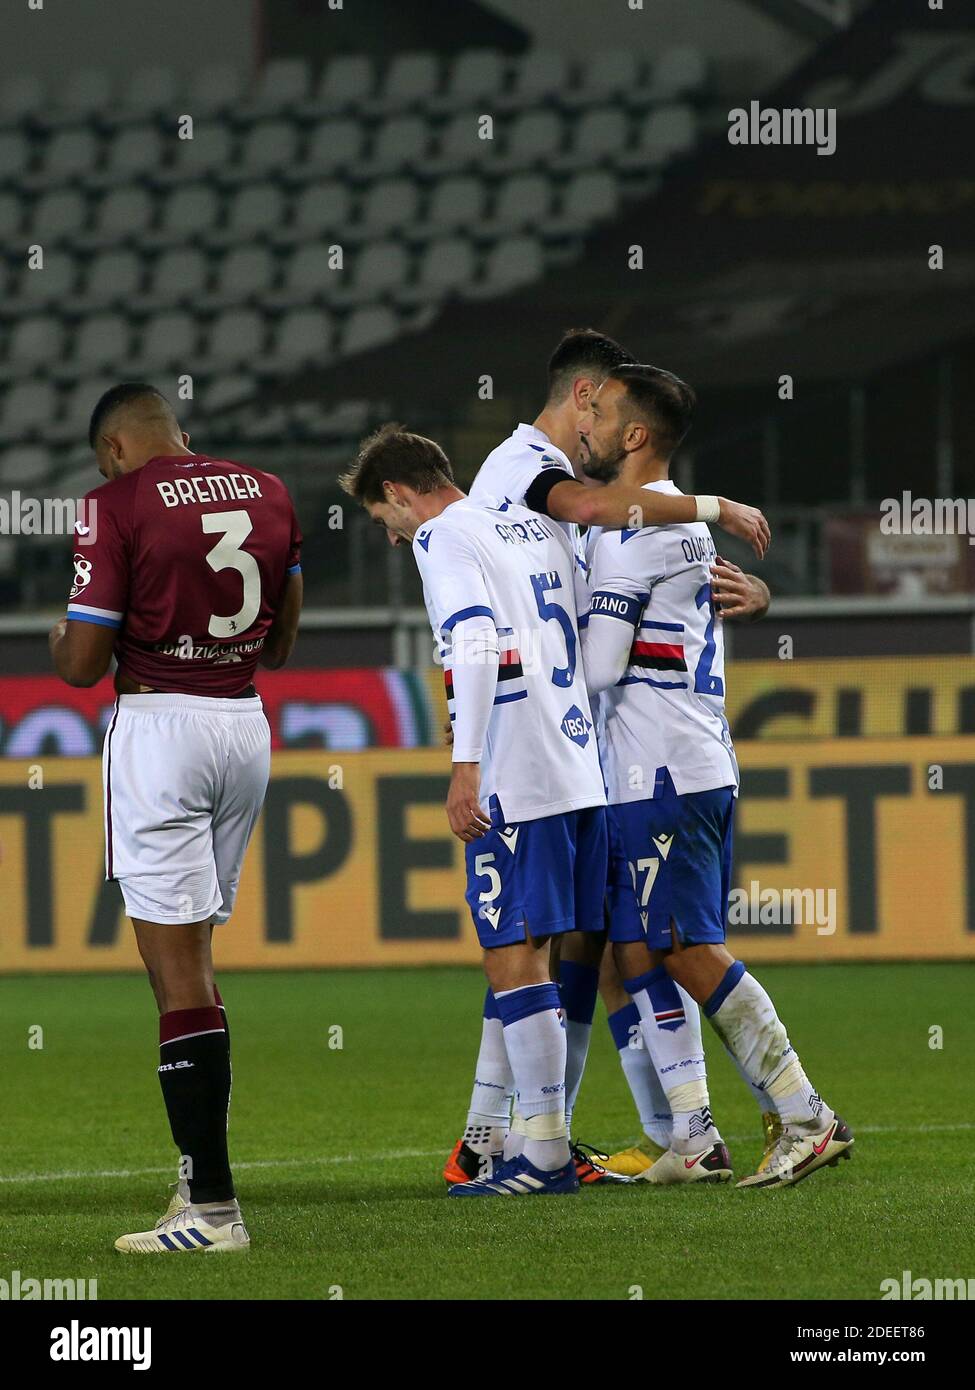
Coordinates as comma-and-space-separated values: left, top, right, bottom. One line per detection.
581, 429, 627, 483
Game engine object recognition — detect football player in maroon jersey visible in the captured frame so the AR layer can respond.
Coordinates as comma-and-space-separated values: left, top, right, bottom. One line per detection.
50, 383, 303, 1253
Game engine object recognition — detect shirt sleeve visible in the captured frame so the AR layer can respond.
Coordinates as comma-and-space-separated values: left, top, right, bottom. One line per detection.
66, 489, 129, 630
414, 522, 499, 764
582, 531, 664, 695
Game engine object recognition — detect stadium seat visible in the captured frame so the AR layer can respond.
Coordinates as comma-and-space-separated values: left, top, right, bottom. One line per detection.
401, 236, 477, 305
277, 181, 353, 245
341, 240, 410, 305
563, 50, 644, 109
98, 125, 166, 184
297, 118, 365, 178
365, 114, 431, 177
146, 246, 210, 306
495, 109, 564, 171
76, 248, 143, 310
359, 178, 420, 236
270, 308, 334, 369
34, 189, 89, 244
0, 189, 21, 239
430, 110, 501, 176
554, 170, 619, 233
13, 251, 78, 311
37, 129, 101, 187
207, 245, 276, 308
231, 120, 299, 183
305, 54, 376, 115
150, 183, 220, 246
74, 313, 131, 372
342, 304, 399, 355
204, 309, 267, 367
471, 234, 544, 298
647, 46, 707, 103
2, 316, 64, 381
162, 121, 234, 182
618, 104, 696, 171
0, 445, 52, 486
205, 372, 260, 412
561, 105, 629, 165
213, 181, 288, 245
487, 172, 552, 233
0, 72, 46, 127
39, 68, 112, 130
106, 65, 182, 127
420, 175, 486, 236
136, 310, 199, 369
1, 380, 59, 436
430, 49, 506, 115
497, 50, 571, 110
0, 130, 31, 184
368, 52, 440, 116
247, 58, 311, 118
185, 64, 245, 117
83, 186, 155, 249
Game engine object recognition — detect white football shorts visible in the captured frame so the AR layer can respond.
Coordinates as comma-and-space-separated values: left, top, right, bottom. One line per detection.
102, 692, 271, 925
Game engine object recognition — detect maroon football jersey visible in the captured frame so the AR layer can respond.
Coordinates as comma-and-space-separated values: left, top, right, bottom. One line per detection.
67, 454, 302, 696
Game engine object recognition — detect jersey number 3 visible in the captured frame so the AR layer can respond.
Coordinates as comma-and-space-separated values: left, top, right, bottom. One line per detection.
202, 510, 261, 638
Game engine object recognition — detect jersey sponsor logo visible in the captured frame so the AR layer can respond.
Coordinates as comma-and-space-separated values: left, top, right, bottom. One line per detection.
69, 554, 93, 600
155, 636, 264, 663
560, 704, 593, 748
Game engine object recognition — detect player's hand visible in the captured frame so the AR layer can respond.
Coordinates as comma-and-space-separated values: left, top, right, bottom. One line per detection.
48, 617, 67, 651
716, 499, 770, 559
446, 762, 491, 842
443, 718, 454, 749
711, 558, 770, 620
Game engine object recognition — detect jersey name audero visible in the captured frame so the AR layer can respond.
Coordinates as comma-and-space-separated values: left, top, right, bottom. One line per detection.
415, 496, 605, 825
67, 454, 301, 696
587, 480, 739, 803
469, 422, 589, 573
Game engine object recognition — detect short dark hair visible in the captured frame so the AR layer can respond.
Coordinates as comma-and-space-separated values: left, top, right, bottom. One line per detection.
547, 328, 632, 404
339, 423, 455, 505
609, 363, 696, 458
87, 382, 174, 448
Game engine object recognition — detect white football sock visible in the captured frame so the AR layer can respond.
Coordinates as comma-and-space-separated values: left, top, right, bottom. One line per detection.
626, 966, 720, 1154
494, 983, 570, 1171
705, 962, 831, 1132
465, 991, 514, 1153
608, 1003, 672, 1148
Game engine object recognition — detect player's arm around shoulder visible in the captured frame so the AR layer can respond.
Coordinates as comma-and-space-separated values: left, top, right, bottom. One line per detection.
523, 470, 771, 559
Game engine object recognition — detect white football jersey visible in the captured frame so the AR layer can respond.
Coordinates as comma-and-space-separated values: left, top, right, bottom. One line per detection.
414, 496, 606, 825
470, 422, 589, 573
584, 480, 739, 803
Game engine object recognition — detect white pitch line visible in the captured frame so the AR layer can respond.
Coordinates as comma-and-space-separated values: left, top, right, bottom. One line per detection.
0, 1122, 973, 1187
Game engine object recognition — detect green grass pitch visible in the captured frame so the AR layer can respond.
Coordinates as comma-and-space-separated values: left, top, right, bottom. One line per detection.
1, 963, 972, 1301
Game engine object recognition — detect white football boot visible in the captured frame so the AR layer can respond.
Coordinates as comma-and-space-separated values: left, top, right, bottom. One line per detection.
116, 1202, 250, 1253
644, 1140, 734, 1184
736, 1115, 854, 1189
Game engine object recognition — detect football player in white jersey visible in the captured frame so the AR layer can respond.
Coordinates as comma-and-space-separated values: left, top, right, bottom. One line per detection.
341, 425, 609, 1197
578, 364, 854, 1188
450, 329, 771, 1187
